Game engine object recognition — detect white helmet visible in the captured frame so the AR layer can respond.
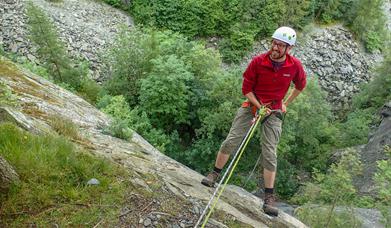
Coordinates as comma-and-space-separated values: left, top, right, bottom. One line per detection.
272, 26, 296, 46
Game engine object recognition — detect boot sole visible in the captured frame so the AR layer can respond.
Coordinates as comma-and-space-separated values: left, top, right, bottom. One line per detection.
201, 179, 215, 187
263, 207, 279, 217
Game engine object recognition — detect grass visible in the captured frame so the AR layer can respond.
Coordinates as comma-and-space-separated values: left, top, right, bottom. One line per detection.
49, 114, 81, 140
0, 122, 130, 227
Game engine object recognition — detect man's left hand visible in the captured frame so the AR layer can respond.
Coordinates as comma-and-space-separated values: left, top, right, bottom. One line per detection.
282, 103, 287, 113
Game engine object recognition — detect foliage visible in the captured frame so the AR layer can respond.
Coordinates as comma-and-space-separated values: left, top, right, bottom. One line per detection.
0, 81, 18, 107
337, 109, 372, 147
99, 95, 134, 140
296, 206, 361, 228
139, 55, 194, 129
279, 78, 338, 172
26, 2, 85, 89
293, 150, 363, 227
103, 118, 134, 140
76, 77, 103, 105
311, 0, 354, 23
129, 0, 315, 62
276, 158, 300, 198
102, 0, 122, 8
131, 0, 224, 37
98, 95, 171, 152
103, 27, 151, 106
219, 26, 255, 63
0, 122, 129, 227
337, 49, 391, 146
352, 50, 391, 112
374, 146, 391, 226
345, 0, 387, 52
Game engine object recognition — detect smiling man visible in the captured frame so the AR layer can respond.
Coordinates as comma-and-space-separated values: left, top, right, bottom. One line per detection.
201, 26, 307, 216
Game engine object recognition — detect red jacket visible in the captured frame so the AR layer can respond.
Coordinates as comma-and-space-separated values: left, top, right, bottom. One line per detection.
242, 51, 306, 110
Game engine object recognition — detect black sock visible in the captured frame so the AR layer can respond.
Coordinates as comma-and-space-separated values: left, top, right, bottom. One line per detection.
214, 167, 222, 173
265, 188, 274, 194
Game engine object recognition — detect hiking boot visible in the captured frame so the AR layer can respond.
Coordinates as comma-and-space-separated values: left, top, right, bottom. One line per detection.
262, 192, 279, 216
201, 171, 220, 187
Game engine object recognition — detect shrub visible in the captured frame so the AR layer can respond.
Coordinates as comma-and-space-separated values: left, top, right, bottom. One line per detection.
0, 81, 18, 107
139, 55, 194, 129
279, 78, 338, 172
103, 27, 152, 106
346, 0, 387, 53
374, 146, 391, 226
219, 26, 255, 63
98, 95, 171, 152
26, 2, 85, 89
293, 150, 363, 227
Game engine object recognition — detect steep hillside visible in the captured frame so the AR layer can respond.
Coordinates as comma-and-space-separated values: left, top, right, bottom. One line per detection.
0, 56, 307, 226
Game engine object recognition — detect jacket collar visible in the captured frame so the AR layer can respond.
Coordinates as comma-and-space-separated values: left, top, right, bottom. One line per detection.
260, 51, 295, 69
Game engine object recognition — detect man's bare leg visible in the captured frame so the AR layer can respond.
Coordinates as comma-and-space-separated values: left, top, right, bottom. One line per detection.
201, 151, 230, 187
215, 151, 230, 169
263, 168, 276, 188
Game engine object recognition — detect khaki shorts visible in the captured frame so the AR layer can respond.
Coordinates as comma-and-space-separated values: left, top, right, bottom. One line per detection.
219, 107, 283, 172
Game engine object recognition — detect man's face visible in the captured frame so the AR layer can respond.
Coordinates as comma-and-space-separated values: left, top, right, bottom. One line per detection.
270, 39, 290, 60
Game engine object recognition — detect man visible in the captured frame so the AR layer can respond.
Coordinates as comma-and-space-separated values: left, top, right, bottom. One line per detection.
201, 26, 306, 216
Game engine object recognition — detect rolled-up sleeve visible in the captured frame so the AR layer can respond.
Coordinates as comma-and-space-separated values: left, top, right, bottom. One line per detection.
293, 60, 306, 91
242, 58, 257, 96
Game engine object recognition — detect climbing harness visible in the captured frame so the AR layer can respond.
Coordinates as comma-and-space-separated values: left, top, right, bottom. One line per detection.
194, 107, 267, 228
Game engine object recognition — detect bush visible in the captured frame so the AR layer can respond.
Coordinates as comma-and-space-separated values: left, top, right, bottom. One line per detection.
279, 78, 338, 172
139, 55, 194, 129
219, 26, 255, 63
352, 50, 391, 112
103, 27, 158, 106
0, 81, 18, 107
293, 150, 363, 227
276, 158, 299, 198
98, 95, 171, 152
346, 0, 387, 53
374, 146, 391, 226
337, 109, 372, 147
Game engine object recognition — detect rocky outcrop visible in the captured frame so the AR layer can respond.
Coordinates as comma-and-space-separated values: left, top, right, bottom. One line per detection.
0, 0, 132, 80
0, 56, 308, 227
0, 155, 19, 194
355, 101, 391, 195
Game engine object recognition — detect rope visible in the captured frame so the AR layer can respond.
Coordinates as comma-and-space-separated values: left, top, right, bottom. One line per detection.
243, 152, 262, 188
194, 108, 266, 228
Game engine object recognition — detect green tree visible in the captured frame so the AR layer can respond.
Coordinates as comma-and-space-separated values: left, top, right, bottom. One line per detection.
103, 27, 152, 106
347, 0, 387, 52
279, 78, 338, 172
26, 2, 83, 89
139, 55, 194, 130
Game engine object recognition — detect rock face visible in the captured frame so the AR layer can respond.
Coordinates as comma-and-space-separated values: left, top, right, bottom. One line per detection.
355, 101, 391, 195
0, 0, 132, 80
0, 56, 308, 227
246, 25, 383, 113
0, 155, 19, 194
